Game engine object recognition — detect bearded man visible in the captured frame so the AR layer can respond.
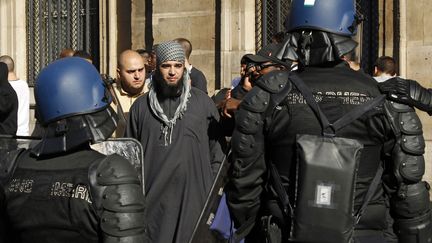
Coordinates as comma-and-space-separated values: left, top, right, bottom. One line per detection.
125, 41, 225, 243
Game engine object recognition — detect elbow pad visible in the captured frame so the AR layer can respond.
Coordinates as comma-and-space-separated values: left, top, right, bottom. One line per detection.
408, 80, 432, 113
384, 101, 432, 243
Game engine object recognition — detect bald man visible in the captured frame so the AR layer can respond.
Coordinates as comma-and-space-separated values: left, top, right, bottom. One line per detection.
111, 50, 147, 137
58, 48, 75, 58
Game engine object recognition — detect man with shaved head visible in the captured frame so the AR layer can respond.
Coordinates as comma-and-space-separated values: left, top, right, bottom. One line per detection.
111, 49, 147, 137
58, 48, 75, 58
117, 49, 147, 98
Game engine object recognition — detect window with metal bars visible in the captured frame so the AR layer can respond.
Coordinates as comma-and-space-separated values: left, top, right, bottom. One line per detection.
255, 0, 292, 50
26, 0, 99, 85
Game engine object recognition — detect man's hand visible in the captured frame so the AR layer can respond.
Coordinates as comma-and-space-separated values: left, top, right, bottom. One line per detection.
378, 77, 410, 100
221, 98, 242, 118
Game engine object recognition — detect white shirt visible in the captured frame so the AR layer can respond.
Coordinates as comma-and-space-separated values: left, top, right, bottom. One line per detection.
9, 79, 30, 136
373, 74, 396, 83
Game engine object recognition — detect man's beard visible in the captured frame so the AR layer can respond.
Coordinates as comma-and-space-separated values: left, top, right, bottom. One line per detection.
153, 72, 184, 98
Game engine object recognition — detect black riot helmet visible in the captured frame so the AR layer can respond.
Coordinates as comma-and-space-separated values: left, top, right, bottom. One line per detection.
32, 57, 118, 157
278, 0, 363, 67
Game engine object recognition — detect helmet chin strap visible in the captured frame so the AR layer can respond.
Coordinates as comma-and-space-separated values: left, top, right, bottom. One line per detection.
30, 119, 92, 157
31, 107, 118, 157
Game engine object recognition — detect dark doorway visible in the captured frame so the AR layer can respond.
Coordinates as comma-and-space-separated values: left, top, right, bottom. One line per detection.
255, 0, 291, 50
358, 0, 380, 75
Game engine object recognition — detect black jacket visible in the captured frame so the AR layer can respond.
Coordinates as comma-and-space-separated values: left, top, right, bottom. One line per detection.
190, 66, 208, 94
0, 63, 18, 135
227, 65, 398, 241
0, 148, 146, 243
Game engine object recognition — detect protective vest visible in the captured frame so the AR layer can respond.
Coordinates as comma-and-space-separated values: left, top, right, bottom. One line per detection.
1, 148, 147, 243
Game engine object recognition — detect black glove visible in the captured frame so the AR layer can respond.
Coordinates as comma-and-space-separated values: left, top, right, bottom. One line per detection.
379, 77, 432, 114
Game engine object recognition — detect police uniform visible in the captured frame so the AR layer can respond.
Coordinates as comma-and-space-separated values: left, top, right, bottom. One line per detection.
1, 149, 145, 243
0, 57, 147, 243
226, 1, 431, 242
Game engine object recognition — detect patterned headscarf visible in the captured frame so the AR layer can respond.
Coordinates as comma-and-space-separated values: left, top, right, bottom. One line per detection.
156, 41, 186, 66
148, 41, 191, 146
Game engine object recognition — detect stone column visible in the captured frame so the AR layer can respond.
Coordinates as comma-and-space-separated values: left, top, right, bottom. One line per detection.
0, 0, 27, 80
220, 0, 255, 89
99, 0, 118, 78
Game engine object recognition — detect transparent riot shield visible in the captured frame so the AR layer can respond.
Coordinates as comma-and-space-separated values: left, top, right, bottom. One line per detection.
0, 136, 144, 194
0, 135, 41, 150
91, 138, 145, 194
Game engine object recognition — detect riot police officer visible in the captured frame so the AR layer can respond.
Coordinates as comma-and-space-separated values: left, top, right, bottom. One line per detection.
0, 57, 147, 243
226, 1, 431, 243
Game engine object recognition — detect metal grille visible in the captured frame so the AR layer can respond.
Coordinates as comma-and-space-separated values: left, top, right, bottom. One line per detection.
26, 0, 99, 85
255, 0, 292, 50
358, 0, 379, 75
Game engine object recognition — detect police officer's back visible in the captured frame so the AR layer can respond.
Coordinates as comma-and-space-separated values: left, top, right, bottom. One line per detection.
226, 1, 431, 243
0, 58, 146, 242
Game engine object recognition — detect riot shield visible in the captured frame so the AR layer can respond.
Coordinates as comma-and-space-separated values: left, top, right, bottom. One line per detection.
91, 138, 145, 194
0, 134, 41, 154
188, 149, 233, 243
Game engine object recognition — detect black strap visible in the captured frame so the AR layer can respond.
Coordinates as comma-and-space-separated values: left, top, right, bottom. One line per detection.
268, 73, 386, 224
269, 163, 293, 217
332, 95, 385, 132
289, 74, 331, 133
264, 79, 293, 120
355, 165, 384, 224
288, 73, 386, 135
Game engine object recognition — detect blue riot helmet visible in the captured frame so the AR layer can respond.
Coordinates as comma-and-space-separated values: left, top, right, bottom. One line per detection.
279, 0, 361, 66
285, 0, 359, 36
32, 57, 118, 156
35, 57, 111, 124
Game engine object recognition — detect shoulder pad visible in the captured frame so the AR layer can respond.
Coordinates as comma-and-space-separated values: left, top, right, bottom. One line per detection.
89, 155, 146, 241
388, 101, 415, 113
255, 70, 290, 94
240, 87, 271, 113
100, 186, 146, 240
235, 109, 263, 134
96, 154, 141, 186
102, 184, 145, 212
101, 210, 146, 239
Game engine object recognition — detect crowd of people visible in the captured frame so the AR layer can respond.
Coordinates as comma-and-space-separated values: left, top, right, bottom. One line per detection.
1, 0, 432, 243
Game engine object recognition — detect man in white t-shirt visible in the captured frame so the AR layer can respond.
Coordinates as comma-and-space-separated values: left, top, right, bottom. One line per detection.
0, 55, 30, 136
373, 55, 397, 83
